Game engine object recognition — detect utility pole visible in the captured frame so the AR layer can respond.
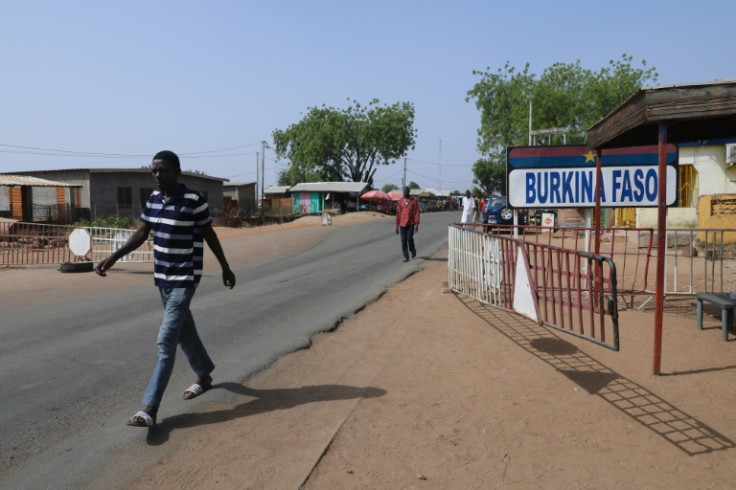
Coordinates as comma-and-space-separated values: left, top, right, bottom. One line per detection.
260, 140, 268, 213
438, 138, 442, 190
403, 157, 407, 189
255, 152, 259, 213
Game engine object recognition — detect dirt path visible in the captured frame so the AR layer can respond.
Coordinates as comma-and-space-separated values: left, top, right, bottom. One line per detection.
100, 214, 736, 488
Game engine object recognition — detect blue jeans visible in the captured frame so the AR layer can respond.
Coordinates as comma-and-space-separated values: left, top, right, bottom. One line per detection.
399, 225, 416, 259
142, 287, 215, 408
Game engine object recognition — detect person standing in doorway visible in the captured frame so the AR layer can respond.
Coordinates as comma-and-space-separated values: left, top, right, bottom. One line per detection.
395, 186, 420, 262
95, 150, 236, 428
461, 190, 475, 225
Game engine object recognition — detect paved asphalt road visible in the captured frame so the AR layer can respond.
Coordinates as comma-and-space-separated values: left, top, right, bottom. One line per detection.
0, 212, 454, 489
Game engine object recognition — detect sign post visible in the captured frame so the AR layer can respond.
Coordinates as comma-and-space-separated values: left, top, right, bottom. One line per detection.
507, 144, 678, 362
653, 124, 669, 375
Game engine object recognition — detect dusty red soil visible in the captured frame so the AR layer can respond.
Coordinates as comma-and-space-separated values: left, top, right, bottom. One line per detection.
7, 212, 733, 488
112, 213, 736, 489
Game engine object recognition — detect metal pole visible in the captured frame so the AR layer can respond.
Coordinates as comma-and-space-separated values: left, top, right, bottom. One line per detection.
595, 149, 602, 255
653, 123, 668, 375
261, 141, 266, 215
403, 157, 407, 189
255, 151, 259, 213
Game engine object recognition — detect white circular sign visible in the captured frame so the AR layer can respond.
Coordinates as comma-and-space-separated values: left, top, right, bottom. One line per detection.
69, 228, 92, 257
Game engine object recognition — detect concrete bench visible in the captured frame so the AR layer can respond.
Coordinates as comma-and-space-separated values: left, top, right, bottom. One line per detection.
696, 293, 736, 342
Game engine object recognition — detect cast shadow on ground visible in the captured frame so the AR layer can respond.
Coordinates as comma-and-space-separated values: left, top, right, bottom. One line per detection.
456, 294, 735, 457
661, 364, 736, 376
145, 383, 386, 446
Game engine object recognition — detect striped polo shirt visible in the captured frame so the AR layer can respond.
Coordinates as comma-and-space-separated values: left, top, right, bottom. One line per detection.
140, 184, 212, 288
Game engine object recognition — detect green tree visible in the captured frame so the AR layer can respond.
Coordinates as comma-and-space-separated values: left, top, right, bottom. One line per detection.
272, 99, 417, 187
277, 167, 321, 187
381, 183, 399, 192
141, 163, 207, 176
472, 157, 506, 196
466, 54, 658, 192
408, 181, 420, 190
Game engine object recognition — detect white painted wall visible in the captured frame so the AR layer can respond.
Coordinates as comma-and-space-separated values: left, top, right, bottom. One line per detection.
679, 145, 736, 196
0, 187, 8, 212
636, 144, 736, 228
638, 207, 697, 228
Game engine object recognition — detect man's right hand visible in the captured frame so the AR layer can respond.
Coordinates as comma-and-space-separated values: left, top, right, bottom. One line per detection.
95, 256, 117, 277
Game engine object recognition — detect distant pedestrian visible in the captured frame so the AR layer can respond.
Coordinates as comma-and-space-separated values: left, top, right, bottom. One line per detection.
95, 150, 236, 428
461, 190, 475, 226
395, 186, 420, 262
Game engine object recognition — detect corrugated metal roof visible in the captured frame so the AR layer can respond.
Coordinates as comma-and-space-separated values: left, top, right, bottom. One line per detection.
1, 168, 229, 182
288, 182, 369, 193
224, 181, 256, 187
264, 185, 291, 194
587, 79, 736, 148
0, 175, 81, 187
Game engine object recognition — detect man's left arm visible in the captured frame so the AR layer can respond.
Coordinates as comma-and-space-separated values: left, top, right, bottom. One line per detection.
201, 224, 236, 289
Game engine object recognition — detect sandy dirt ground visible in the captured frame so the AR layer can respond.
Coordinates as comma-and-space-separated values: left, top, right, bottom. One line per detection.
8, 213, 733, 489
96, 213, 736, 489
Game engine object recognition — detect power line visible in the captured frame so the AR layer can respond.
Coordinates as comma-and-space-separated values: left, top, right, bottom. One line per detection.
405, 168, 470, 186
0, 142, 261, 159
407, 157, 471, 167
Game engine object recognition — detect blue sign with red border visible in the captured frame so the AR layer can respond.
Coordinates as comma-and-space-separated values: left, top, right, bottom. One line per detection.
507, 145, 678, 208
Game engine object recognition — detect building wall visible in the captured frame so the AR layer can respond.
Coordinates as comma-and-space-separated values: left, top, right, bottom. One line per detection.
697, 194, 736, 243
89, 171, 225, 219
292, 191, 324, 214
0, 186, 8, 214
637, 207, 698, 228
679, 145, 736, 196
10, 169, 225, 221
14, 169, 92, 208
636, 144, 736, 230
223, 183, 256, 216
32, 187, 58, 206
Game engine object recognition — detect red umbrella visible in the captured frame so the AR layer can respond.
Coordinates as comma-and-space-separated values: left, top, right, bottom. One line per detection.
361, 190, 391, 202
387, 190, 403, 201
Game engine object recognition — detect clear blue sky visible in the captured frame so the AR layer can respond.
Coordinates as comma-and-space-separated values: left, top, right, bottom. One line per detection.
1, 0, 733, 194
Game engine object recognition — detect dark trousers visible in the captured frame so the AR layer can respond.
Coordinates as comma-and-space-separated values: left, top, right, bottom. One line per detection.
399, 225, 416, 259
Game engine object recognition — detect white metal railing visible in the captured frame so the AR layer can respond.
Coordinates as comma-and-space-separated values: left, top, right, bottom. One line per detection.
650, 228, 736, 296
448, 225, 505, 307
469, 223, 736, 297
87, 227, 154, 263
448, 223, 620, 350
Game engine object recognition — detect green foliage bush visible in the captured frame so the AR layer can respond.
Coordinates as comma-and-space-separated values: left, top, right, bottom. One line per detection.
73, 216, 133, 229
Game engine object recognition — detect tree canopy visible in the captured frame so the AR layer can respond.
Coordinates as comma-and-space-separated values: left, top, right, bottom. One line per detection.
272, 99, 417, 187
466, 54, 658, 195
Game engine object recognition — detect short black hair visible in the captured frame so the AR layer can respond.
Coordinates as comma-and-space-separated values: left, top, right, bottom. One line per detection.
152, 150, 180, 171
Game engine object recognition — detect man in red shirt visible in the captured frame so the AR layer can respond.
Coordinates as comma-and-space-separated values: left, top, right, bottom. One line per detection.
395, 186, 420, 262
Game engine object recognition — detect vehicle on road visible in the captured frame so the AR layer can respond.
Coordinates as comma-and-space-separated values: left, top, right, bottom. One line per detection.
482, 197, 527, 225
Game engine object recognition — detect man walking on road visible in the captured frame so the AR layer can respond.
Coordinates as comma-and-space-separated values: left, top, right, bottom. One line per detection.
96, 150, 236, 427
461, 190, 475, 226
395, 186, 420, 262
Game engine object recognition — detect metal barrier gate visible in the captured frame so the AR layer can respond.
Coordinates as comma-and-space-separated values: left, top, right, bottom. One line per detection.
86, 227, 153, 263
0, 222, 153, 266
481, 224, 736, 297
0, 222, 75, 266
449, 224, 619, 350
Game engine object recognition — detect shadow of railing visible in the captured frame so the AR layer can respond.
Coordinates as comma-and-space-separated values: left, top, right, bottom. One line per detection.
456, 294, 734, 456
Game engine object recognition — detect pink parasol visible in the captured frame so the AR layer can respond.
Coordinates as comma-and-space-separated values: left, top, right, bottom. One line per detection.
361, 190, 392, 202
387, 190, 403, 201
